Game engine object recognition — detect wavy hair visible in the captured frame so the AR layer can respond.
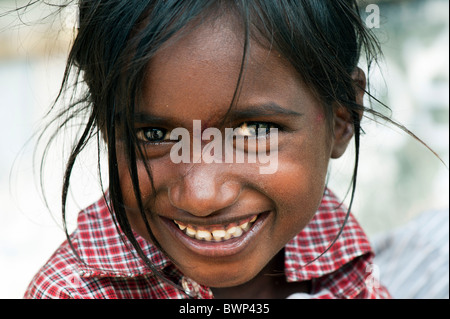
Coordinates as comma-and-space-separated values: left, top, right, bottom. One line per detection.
15, 0, 438, 291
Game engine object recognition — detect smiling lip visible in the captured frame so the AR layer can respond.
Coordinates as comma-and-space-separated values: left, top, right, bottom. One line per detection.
161, 212, 269, 258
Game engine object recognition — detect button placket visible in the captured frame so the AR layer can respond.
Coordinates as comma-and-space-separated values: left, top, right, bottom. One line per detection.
181, 276, 202, 298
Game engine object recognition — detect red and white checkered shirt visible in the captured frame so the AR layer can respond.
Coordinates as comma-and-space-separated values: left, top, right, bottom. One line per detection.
24, 189, 391, 299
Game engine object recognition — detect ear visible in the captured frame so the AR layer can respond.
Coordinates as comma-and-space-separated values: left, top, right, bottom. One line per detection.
331, 67, 366, 159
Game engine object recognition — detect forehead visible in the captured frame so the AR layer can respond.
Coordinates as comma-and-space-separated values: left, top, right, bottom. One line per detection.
140, 14, 312, 124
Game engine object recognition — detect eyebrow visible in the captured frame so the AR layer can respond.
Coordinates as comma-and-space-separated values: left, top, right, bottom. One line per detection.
229, 102, 304, 120
130, 102, 303, 125
132, 113, 170, 125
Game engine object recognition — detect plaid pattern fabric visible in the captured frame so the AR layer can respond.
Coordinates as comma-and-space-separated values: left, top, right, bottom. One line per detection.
24, 189, 391, 299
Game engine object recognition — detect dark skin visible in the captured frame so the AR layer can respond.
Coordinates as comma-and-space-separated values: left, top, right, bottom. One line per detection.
211, 249, 311, 299
117, 14, 365, 298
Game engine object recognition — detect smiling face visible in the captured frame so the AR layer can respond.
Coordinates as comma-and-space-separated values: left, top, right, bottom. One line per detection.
116, 14, 353, 288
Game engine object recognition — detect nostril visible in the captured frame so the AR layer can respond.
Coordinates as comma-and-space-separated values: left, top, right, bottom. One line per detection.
168, 177, 240, 217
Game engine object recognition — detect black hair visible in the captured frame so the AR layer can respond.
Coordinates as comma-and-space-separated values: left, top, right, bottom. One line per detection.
16, 0, 441, 292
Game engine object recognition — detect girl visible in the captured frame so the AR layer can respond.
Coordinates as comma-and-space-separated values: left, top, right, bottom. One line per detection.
23, 0, 400, 299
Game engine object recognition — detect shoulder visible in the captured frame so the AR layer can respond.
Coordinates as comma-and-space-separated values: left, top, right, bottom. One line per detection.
313, 253, 391, 299
23, 194, 171, 299
287, 253, 391, 299
285, 188, 392, 298
313, 189, 391, 298
286, 189, 373, 280
24, 196, 111, 299
24, 239, 83, 299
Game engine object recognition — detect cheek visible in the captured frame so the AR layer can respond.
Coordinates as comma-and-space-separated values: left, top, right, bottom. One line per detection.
315, 112, 325, 125
116, 155, 170, 244
262, 131, 331, 233
115, 151, 156, 218
267, 158, 327, 222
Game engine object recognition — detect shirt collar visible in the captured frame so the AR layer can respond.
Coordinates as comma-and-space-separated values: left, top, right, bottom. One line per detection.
284, 188, 373, 282
73, 194, 163, 278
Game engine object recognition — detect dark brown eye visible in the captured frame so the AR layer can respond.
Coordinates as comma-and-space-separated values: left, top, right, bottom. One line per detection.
136, 128, 169, 143
234, 122, 277, 137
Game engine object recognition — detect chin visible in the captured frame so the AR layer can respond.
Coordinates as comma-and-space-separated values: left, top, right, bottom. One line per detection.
184, 262, 259, 288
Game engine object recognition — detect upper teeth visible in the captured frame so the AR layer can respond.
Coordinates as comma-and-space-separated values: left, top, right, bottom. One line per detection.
174, 215, 258, 242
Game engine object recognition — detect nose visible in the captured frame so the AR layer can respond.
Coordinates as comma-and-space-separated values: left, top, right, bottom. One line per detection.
168, 164, 241, 217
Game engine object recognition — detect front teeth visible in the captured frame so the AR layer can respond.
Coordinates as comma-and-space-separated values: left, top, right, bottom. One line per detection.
195, 230, 212, 241
212, 229, 227, 241
174, 215, 258, 242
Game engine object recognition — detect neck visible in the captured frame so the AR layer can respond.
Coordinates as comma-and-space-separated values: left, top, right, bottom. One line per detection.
211, 250, 310, 299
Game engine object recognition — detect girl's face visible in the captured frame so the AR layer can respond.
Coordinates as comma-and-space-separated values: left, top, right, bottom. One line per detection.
117, 16, 353, 288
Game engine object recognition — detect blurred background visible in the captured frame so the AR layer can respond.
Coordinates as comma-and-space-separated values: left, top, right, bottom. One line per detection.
0, 0, 448, 298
